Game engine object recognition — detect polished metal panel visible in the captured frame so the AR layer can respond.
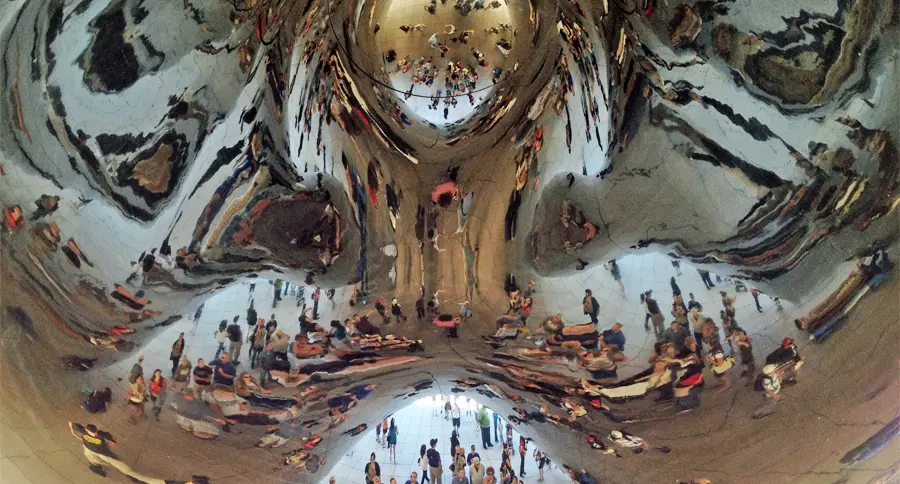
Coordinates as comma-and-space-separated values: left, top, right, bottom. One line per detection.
0, 0, 897, 482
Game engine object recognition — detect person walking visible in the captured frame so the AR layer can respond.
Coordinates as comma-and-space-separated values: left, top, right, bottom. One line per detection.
583, 289, 600, 324
427, 439, 443, 484
670, 276, 682, 298
246, 300, 257, 329
697, 269, 715, 289
420, 444, 431, 483
68, 422, 167, 483
148, 369, 167, 421
214, 321, 228, 360
451, 402, 461, 429
750, 288, 763, 312
492, 410, 501, 444
365, 452, 382, 484
170, 333, 185, 375
391, 297, 407, 322
125, 375, 147, 424
387, 418, 399, 463
608, 260, 625, 293
171, 356, 192, 393
226, 319, 243, 364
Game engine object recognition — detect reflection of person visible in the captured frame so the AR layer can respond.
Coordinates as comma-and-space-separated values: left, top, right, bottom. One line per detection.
583, 289, 599, 323
68, 422, 166, 483
477, 406, 492, 448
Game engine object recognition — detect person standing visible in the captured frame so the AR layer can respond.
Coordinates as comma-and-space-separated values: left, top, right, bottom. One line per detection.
250, 319, 267, 368
470, 457, 485, 484
129, 356, 144, 384
451, 465, 469, 484
68, 422, 166, 483
427, 439, 443, 484
387, 418, 399, 463
533, 449, 548, 482
273, 279, 284, 307
214, 321, 228, 360
444, 399, 452, 421
645, 291, 665, 339
466, 445, 480, 465
212, 353, 236, 386
477, 405, 492, 448
170, 333, 185, 375
407, 472, 421, 484
148, 369, 167, 421
312, 287, 321, 320
192, 358, 212, 399
493, 410, 501, 444
125, 375, 147, 424
451, 402, 461, 429
518, 436, 527, 477
226, 319, 243, 364
171, 356, 192, 393
365, 452, 382, 484
583, 289, 599, 324
687, 293, 703, 312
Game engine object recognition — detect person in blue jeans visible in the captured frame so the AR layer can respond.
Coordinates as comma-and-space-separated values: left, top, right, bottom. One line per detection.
493, 411, 501, 443
258, 343, 273, 387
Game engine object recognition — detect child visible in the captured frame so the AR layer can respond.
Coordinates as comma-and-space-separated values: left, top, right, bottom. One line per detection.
376, 418, 381, 443
381, 419, 388, 448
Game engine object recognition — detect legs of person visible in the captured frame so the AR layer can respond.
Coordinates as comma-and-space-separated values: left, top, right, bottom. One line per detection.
152, 393, 165, 419
423, 468, 429, 482
171, 358, 178, 374
754, 296, 762, 312
693, 332, 704, 358
590, 312, 599, 324
431, 467, 442, 484
214, 343, 224, 360
520, 452, 525, 475
171, 379, 187, 393
92, 451, 167, 484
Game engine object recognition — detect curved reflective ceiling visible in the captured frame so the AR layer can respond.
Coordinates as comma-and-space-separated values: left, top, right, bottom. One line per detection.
0, 0, 898, 482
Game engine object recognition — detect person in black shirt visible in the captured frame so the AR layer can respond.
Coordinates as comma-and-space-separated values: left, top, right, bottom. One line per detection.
226, 320, 243, 364
426, 439, 443, 484
68, 422, 166, 483
246, 300, 257, 329
192, 358, 214, 399
687, 293, 703, 312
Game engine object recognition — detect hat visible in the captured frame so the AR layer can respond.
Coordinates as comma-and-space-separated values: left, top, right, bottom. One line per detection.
763, 364, 777, 374
610, 430, 623, 439
782, 337, 794, 346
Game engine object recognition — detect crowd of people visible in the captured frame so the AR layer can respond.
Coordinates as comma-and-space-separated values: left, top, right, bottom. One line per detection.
345, 396, 550, 484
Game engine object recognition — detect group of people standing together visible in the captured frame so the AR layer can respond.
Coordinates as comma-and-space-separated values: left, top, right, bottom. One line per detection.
355, 396, 549, 484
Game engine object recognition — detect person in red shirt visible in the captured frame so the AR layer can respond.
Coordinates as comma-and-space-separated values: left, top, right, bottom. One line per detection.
148, 369, 167, 421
